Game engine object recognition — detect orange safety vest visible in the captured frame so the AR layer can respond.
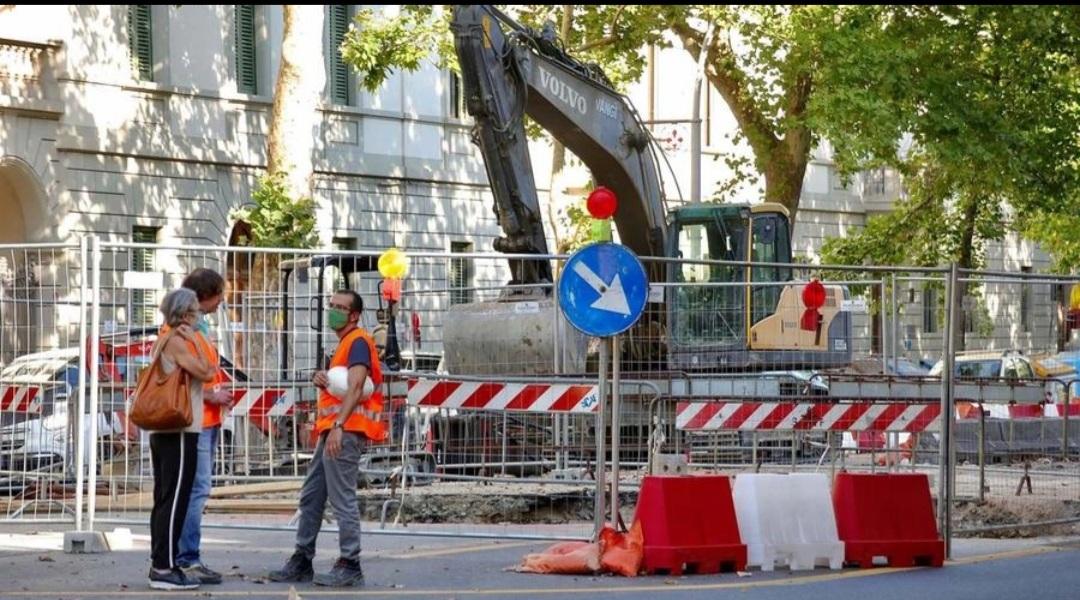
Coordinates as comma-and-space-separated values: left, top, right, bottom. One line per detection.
159, 324, 226, 429
316, 327, 386, 441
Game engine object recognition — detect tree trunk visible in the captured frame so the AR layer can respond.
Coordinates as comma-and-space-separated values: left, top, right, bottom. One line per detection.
762, 143, 810, 225
253, 5, 325, 381
268, 5, 325, 201
671, 20, 811, 226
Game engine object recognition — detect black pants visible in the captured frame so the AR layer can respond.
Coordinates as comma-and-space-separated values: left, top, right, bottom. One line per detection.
149, 432, 198, 570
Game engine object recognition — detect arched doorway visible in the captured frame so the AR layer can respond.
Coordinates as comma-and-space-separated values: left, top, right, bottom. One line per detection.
0, 156, 49, 363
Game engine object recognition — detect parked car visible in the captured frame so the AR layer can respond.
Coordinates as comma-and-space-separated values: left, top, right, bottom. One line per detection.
928, 349, 1035, 379
928, 350, 1074, 418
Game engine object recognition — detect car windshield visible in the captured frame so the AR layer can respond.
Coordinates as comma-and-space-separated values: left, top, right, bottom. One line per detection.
956, 360, 1002, 378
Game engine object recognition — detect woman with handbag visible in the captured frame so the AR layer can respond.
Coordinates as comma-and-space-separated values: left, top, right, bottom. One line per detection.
137, 288, 217, 590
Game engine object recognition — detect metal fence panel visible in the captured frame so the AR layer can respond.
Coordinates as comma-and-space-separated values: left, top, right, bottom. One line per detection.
0, 242, 84, 524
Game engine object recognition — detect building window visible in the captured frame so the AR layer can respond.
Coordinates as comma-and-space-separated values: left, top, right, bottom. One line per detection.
131, 226, 159, 326
332, 237, 356, 251
963, 304, 976, 334
329, 237, 356, 289
235, 5, 258, 94
449, 242, 473, 305
327, 5, 352, 105
1021, 266, 1032, 332
867, 168, 887, 195
449, 71, 465, 119
128, 5, 154, 81
831, 167, 850, 191
922, 285, 937, 334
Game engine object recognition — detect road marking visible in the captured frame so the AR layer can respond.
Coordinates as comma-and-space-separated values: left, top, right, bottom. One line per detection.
947, 544, 1060, 565
377, 540, 540, 559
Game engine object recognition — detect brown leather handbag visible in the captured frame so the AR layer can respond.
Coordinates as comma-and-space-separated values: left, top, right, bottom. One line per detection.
129, 331, 193, 431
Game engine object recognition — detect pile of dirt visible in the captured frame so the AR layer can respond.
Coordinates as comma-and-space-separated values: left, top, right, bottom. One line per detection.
358, 485, 639, 525
953, 498, 1080, 538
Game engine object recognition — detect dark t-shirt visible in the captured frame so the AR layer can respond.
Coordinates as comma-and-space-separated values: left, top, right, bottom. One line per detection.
346, 337, 371, 371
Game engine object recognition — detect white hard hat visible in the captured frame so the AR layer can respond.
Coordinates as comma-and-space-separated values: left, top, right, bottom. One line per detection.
327, 366, 374, 398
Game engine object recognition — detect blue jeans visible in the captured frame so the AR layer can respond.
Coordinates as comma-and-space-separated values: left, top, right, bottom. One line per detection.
177, 425, 218, 567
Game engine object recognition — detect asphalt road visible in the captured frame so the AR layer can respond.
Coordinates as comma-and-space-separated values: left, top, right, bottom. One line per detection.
1, 521, 1077, 599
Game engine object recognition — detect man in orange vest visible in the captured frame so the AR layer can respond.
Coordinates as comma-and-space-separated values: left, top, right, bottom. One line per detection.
269, 289, 385, 587
171, 269, 232, 585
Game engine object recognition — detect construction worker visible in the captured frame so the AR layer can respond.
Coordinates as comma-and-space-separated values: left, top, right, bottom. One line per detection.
269, 289, 386, 587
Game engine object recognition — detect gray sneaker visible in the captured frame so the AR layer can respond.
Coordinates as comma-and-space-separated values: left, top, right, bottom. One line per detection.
181, 563, 223, 585
268, 551, 314, 583
312, 558, 364, 587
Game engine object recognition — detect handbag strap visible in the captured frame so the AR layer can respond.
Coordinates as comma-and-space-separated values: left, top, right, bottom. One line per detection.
150, 328, 184, 369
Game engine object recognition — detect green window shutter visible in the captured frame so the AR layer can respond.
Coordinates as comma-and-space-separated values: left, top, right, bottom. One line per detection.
235, 5, 258, 94
131, 226, 159, 326
128, 5, 154, 81
328, 5, 351, 105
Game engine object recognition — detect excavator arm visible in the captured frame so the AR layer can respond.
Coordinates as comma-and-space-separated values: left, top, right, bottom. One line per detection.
452, 5, 668, 287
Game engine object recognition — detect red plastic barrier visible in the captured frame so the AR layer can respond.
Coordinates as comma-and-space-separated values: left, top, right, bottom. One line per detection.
832, 473, 944, 568
633, 475, 746, 575
1057, 402, 1080, 417
1008, 404, 1045, 418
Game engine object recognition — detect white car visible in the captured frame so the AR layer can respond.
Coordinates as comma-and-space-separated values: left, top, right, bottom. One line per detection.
0, 348, 126, 487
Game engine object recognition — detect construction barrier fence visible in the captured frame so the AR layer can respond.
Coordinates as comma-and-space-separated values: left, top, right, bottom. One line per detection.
2, 239, 1080, 544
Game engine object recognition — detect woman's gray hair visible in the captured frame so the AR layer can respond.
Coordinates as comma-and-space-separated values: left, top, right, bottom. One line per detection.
160, 288, 200, 327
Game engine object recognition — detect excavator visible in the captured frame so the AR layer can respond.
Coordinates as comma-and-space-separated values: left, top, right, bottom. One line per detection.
443, 5, 851, 375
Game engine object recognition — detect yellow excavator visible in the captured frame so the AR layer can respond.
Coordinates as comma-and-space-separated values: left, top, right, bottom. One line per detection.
443, 5, 851, 375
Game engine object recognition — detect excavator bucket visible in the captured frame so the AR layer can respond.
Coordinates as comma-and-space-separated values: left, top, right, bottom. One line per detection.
443, 299, 588, 376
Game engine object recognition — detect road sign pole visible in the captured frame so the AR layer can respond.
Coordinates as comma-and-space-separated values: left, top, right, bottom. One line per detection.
557, 242, 646, 539
594, 339, 608, 539
611, 334, 621, 530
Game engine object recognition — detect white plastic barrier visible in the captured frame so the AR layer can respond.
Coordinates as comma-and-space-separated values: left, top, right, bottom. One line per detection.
733, 473, 844, 571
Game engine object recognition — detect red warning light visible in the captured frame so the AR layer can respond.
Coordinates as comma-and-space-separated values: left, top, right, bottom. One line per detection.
800, 279, 826, 332
586, 186, 618, 220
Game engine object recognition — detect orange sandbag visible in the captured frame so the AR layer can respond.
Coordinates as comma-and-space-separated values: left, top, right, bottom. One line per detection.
516, 541, 601, 574
599, 521, 644, 577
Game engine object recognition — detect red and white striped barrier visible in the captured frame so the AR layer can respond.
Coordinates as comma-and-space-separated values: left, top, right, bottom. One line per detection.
676, 401, 941, 432
407, 379, 600, 413
0, 386, 43, 414
230, 389, 295, 418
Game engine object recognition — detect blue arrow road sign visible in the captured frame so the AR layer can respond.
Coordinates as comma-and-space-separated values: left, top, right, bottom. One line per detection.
558, 242, 648, 337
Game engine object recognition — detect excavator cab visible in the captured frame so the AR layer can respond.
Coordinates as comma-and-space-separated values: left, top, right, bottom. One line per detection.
667, 203, 851, 371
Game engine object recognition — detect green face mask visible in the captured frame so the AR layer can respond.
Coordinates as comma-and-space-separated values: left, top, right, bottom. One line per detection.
327, 308, 350, 330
